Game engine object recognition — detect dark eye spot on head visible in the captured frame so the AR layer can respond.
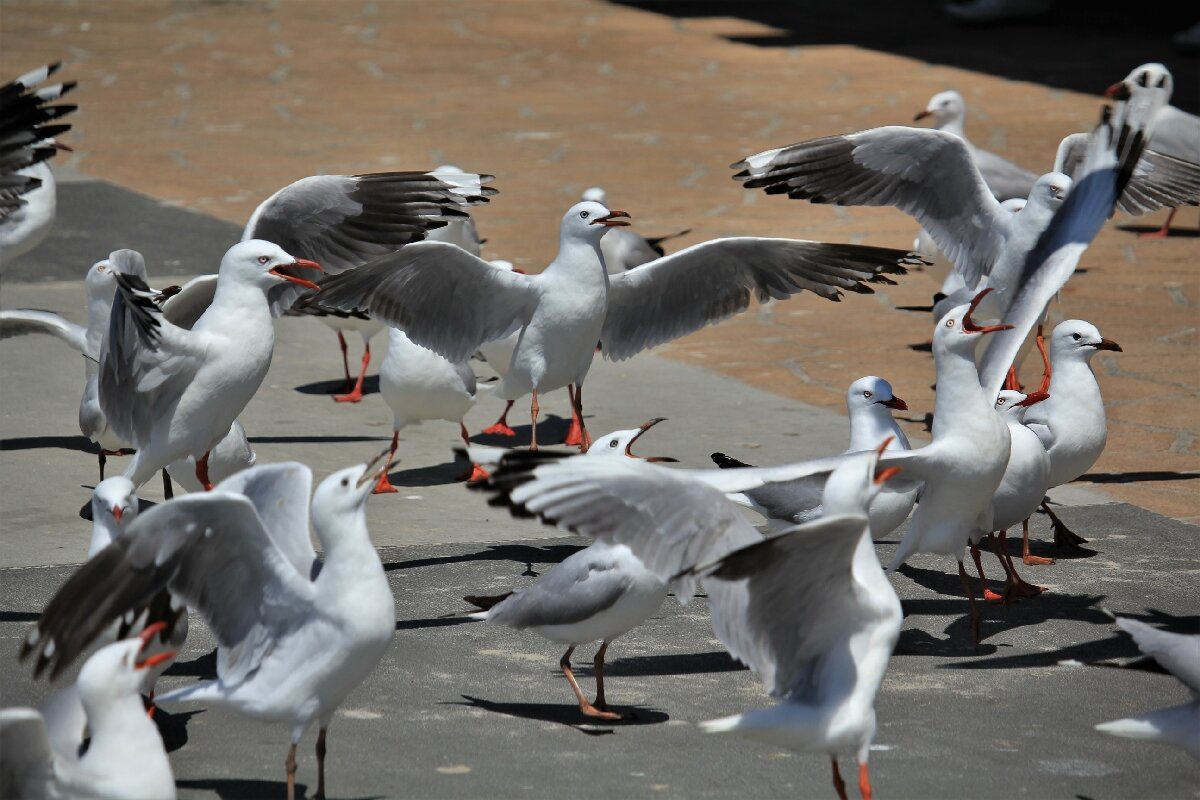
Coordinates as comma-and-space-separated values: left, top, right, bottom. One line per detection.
608, 439, 618, 447
341, 478, 349, 487
998, 398, 1006, 405
1071, 333, 1082, 341
258, 255, 270, 264
1156, 75, 1168, 89
945, 319, 954, 328
863, 390, 872, 398
579, 211, 589, 219
1137, 72, 1149, 88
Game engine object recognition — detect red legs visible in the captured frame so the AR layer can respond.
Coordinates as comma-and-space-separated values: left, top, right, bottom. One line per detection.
372, 432, 399, 494
161, 469, 174, 500
592, 641, 620, 714
562, 383, 591, 452
1137, 207, 1177, 239
558, 646, 621, 721
335, 331, 354, 393
1041, 499, 1088, 547
991, 530, 1047, 600
968, 539, 1005, 604
333, 342, 371, 403
1003, 366, 1022, 392
480, 400, 517, 437
144, 689, 157, 718
458, 422, 489, 483
315, 727, 328, 800
957, 561, 982, 645
1034, 327, 1051, 395
285, 742, 298, 800
831, 758, 849, 800
529, 390, 540, 451
1021, 517, 1055, 565
195, 451, 213, 491
858, 762, 873, 800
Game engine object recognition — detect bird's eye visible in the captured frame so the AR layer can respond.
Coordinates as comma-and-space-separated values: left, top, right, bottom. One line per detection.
340, 478, 349, 487
579, 211, 590, 220
258, 255, 270, 265
608, 439, 618, 448
1156, 75, 1168, 89
945, 319, 955, 328
1071, 333, 1082, 341
1049, 185, 1060, 193
997, 398, 1006, 405
1137, 72, 1149, 88
863, 390, 872, 398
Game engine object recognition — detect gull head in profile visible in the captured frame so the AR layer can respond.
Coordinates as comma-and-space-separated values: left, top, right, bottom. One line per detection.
560, 201, 631, 244
847, 375, 907, 413
312, 449, 398, 520
1029, 171, 1072, 208
913, 89, 965, 126
994, 389, 1047, 420
221, 239, 324, 292
1049, 319, 1122, 362
77, 623, 175, 710
586, 417, 678, 462
934, 288, 1014, 354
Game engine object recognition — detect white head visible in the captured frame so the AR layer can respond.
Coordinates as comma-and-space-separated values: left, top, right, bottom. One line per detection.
1109, 63, 1173, 102
91, 477, 138, 530
581, 187, 607, 204
219, 239, 323, 291
821, 439, 902, 517
559, 201, 631, 245
86, 249, 147, 300
586, 418, 677, 462
994, 389, 1046, 421
1025, 172, 1071, 215
914, 89, 965, 126
847, 376, 907, 417
77, 625, 175, 717
933, 289, 1014, 357
309, 450, 395, 537
1048, 319, 1122, 363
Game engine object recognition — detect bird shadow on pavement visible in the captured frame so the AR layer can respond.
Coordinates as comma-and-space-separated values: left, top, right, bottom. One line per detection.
382, 542, 583, 575
395, 615, 478, 631
379, 458, 473, 488
1078, 469, 1200, 484
1114, 223, 1200, 237
469, 414, 574, 448
292, 374, 380, 396
175, 779, 311, 800
247, 434, 391, 445
165, 649, 217, 679
451, 694, 668, 734
0, 610, 40, 623
153, 708, 203, 753
0, 435, 95, 453
603, 650, 748, 677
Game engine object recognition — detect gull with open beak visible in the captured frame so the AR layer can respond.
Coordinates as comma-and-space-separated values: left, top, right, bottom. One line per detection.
0, 625, 177, 800
315, 200, 922, 453
21, 456, 397, 800
98, 240, 322, 491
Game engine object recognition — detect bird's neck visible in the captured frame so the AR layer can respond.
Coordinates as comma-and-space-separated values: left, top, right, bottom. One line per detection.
205, 277, 272, 327
932, 346, 992, 436
80, 692, 162, 765
848, 409, 902, 453
544, 237, 609, 283
312, 506, 381, 583
88, 520, 118, 559
939, 117, 966, 139
86, 294, 115, 359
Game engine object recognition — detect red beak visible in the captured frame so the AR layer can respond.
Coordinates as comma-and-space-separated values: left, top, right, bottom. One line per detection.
512, 268, 527, 275
962, 288, 1014, 334
136, 651, 176, 671
913, 109, 932, 122
1104, 81, 1131, 101
270, 258, 324, 291
874, 436, 895, 456
874, 466, 902, 485
1095, 338, 1122, 352
626, 418, 678, 462
592, 210, 632, 227
138, 621, 167, 648
879, 396, 908, 411
1015, 391, 1049, 407
111, 505, 123, 522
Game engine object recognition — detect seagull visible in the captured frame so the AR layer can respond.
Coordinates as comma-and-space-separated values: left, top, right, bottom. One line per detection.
1020, 320, 1122, 550
1094, 615, 1200, 759
315, 200, 922, 452
580, 186, 691, 272
0, 250, 256, 493
713, 375, 916, 538
912, 89, 1038, 202
475, 442, 903, 800
98, 241, 322, 490
0, 62, 77, 269
462, 418, 676, 721
0, 627, 177, 800
21, 456, 397, 800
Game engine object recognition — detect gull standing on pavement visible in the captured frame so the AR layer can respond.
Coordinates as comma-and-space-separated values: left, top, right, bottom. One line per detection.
22, 457, 397, 800
316, 200, 921, 452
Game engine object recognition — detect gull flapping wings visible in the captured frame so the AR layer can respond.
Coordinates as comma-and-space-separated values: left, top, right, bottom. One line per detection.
1114, 616, 1200, 695
22, 462, 319, 683
600, 238, 922, 361
1054, 133, 1200, 217
0, 62, 76, 218
0, 308, 88, 354
314, 241, 539, 363
731, 127, 1012, 289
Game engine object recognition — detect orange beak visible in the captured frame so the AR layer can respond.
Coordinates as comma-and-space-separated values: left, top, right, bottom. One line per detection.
1104, 81, 1131, 101
270, 258, 324, 291
913, 109, 932, 122
1015, 391, 1049, 407
962, 288, 1013, 334
592, 210, 632, 227
880, 396, 908, 411
874, 436, 895, 456
136, 651, 176, 671
111, 505, 123, 522
874, 466, 902, 485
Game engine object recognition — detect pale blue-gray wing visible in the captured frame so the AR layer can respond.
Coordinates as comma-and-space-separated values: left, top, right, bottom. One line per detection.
732, 127, 1013, 288
971, 145, 1038, 203
602, 237, 920, 361
159, 274, 219, 331
0, 309, 88, 354
1056, 133, 1200, 217
313, 241, 538, 363
1117, 617, 1200, 694
212, 462, 317, 580
485, 544, 638, 629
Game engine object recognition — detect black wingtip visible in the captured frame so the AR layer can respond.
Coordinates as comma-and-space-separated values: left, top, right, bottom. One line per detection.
711, 452, 754, 469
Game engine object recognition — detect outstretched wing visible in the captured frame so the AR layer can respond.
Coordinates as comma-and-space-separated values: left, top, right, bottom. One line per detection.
213, 462, 318, 580
0, 308, 88, 354
314, 241, 539, 363
1116, 616, 1200, 695
1056, 133, 1200, 217
602, 237, 920, 361
0, 62, 76, 219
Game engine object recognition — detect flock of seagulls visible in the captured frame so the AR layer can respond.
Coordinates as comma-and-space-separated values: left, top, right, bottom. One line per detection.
0, 55, 1197, 799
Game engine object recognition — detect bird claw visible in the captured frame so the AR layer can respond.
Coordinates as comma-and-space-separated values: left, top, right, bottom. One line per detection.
1022, 554, 1056, 566
480, 422, 516, 437
332, 388, 364, 403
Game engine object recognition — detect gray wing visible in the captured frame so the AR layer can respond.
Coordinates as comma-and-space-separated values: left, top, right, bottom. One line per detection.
602, 227, 663, 271
972, 146, 1038, 202
212, 462, 317, 580
1117, 617, 1200, 694
0, 708, 55, 799
0, 62, 76, 219
743, 474, 826, 524
601, 237, 920, 361
159, 274, 219, 331
732, 127, 1012, 288
485, 544, 638, 629
22, 491, 316, 684
481, 455, 763, 602
0, 309, 87, 354
314, 241, 539, 363
691, 514, 895, 699
98, 272, 206, 447
425, 214, 484, 257
1057, 134, 1200, 216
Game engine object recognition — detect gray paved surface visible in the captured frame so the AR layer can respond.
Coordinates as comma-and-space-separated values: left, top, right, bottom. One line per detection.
1, 177, 1196, 799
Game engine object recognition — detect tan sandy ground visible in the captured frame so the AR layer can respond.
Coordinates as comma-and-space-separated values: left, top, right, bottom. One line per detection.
2, 0, 1196, 520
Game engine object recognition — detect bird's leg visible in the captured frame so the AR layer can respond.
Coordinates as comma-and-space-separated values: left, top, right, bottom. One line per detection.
1021, 517, 1055, 565
1003, 366, 1022, 392
161, 469, 174, 500
957, 561, 982, 646
858, 761, 872, 800
334, 343, 371, 404
570, 384, 591, 452
144, 688, 157, 718
285, 743, 298, 800
993, 530, 1046, 601
1041, 499, 1088, 547
559, 647, 620, 721
969, 539, 1004, 604
563, 384, 584, 447
1137, 207, 1177, 239
98, 451, 106, 481
315, 727, 327, 800
335, 331, 354, 393
195, 451, 213, 491
592, 641, 618, 714
529, 390, 540, 451
831, 758, 849, 800
481, 400, 517, 437
372, 432, 400, 494
458, 422, 489, 483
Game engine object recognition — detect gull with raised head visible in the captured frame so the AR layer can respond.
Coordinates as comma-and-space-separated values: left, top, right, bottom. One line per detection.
580, 186, 691, 272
